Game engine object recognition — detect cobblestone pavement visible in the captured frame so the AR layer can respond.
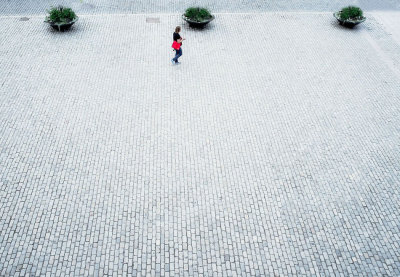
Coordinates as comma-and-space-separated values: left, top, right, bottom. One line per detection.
373, 12, 400, 46
1, 13, 400, 276
1, 0, 400, 15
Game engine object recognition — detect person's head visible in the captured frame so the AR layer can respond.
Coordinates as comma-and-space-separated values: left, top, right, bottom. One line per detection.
175, 26, 181, 33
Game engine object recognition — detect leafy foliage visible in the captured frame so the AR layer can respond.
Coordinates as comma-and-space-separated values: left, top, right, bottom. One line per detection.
184, 7, 212, 22
47, 6, 77, 23
340, 6, 364, 20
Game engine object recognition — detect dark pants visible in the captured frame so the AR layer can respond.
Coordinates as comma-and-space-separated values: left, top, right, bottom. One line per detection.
173, 48, 182, 62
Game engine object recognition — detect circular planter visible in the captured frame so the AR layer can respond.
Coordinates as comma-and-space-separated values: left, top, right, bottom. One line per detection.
182, 15, 214, 28
334, 12, 365, 28
45, 17, 78, 32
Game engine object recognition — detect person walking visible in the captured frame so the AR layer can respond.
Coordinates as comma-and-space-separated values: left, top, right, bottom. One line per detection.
171, 26, 185, 65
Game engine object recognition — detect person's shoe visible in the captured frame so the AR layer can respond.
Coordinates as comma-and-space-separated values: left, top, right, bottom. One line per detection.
175, 61, 181, 65
171, 59, 175, 65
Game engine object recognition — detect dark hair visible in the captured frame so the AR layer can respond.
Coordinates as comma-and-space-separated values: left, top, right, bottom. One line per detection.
175, 26, 181, 33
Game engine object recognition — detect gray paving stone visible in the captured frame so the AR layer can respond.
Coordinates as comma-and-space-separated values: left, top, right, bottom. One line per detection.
1, 11, 400, 277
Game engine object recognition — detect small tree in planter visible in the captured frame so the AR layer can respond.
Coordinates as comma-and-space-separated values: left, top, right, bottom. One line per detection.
334, 6, 366, 28
45, 6, 78, 31
182, 7, 214, 28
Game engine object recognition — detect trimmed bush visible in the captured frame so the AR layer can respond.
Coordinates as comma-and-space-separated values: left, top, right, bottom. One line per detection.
184, 7, 212, 22
46, 6, 77, 23
339, 6, 364, 21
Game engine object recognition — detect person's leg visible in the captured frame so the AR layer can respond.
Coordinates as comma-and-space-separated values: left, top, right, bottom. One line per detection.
175, 48, 182, 63
172, 49, 180, 63
172, 50, 176, 64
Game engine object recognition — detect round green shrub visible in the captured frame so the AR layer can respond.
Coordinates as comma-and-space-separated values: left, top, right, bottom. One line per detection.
340, 6, 364, 21
184, 7, 212, 22
47, 6, 77, 23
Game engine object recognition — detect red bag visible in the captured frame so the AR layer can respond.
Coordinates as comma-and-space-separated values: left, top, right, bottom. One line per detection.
172, 41, 181, 50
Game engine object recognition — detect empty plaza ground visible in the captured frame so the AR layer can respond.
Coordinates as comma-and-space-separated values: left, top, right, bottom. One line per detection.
1, 9, 400, 277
